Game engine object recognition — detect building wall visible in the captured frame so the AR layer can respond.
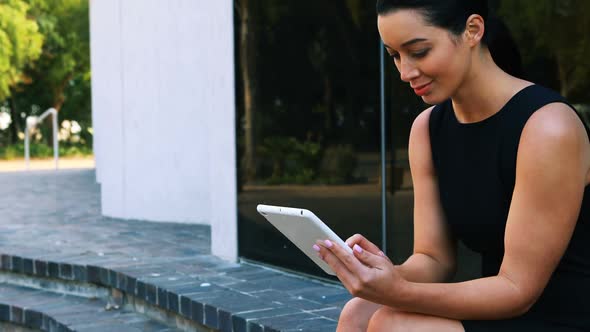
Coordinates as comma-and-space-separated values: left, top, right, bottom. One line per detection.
90, 0, 237, 261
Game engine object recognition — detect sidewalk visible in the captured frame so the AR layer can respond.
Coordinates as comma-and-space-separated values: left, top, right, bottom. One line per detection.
0, 157, 94, 172
0, 169, 347, 331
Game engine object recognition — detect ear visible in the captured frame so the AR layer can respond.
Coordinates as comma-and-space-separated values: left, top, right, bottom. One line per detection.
464, 14, 485, 47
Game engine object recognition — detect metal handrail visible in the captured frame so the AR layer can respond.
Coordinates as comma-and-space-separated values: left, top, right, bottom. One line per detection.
25, 108, 59, 170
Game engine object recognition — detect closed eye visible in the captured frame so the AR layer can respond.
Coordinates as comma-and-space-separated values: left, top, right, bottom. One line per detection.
411, 49, 430, 59
388, 48, 430, 61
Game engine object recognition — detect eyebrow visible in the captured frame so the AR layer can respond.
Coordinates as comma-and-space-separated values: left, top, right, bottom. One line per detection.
384, 38, 428, 50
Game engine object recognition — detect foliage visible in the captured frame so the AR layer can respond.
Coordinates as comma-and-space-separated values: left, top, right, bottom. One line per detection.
256, 136, 359, 185
0, 142, 92, 159
16, 0, 90, 113
319, 144, 358, 184
499, 0, 590, 100
0, 0, 43, 100
235, 0, 379, 186
0, 0, 91, 147
258, 136, 322, 184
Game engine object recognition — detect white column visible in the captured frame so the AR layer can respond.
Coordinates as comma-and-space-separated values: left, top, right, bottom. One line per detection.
90, 0, 237, 261
90, 0, 125, 210
207, 0, 238, 262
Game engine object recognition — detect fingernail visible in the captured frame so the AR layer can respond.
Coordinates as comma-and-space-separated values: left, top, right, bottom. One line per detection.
312, 244, 321, 252
379, 251, 385, 256
324, 240, 333, 248
353, 244, 363, 253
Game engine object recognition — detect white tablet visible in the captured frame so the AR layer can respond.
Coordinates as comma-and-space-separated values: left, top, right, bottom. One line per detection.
256, 204, 352, 275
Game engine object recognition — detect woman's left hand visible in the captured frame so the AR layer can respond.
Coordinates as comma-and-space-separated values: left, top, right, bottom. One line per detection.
314, 239, 408, 306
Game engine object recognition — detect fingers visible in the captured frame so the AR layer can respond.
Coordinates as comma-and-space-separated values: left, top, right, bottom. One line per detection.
345, 234, 387, 258
351, 244, 387, 269
314, 240, 393, 298
319, 239, 366, 276
313, 242, 356, 287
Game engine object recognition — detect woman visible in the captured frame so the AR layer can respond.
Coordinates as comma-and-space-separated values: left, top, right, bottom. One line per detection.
312, 0, 590, 331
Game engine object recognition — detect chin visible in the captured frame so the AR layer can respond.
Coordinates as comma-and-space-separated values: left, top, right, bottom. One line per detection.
421, 94, 444, 105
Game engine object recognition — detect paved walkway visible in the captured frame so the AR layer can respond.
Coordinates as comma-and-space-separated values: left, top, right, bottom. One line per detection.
0, 170, 348, 331
0, 157, 94, 172
0, 169, 209, 264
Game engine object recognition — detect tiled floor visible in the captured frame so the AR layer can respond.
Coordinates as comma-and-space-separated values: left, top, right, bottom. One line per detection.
0, 170, 348, 331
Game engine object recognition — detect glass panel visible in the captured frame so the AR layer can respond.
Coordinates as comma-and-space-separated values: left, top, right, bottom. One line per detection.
235, 0, 383, 277
383, 59, 423, 266
498, 0, 590, 124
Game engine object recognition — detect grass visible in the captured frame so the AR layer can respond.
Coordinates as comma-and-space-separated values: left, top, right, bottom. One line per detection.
0, 143, 93, 160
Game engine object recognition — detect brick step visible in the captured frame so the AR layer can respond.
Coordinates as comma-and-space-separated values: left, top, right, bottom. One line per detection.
1, 253, 345, 331
0, 282, 180, 332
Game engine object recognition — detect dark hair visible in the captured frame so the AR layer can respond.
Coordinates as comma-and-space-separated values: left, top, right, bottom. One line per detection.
376, 0, 523, 78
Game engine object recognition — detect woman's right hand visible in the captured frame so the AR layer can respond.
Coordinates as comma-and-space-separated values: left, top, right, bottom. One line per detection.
345, 234, 391, 262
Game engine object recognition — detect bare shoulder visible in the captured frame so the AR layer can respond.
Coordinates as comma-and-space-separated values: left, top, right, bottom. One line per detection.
409, 106, 436, 146
519, 102, 590, 176
521, 103, 589, 150
409, 106, 436, 174
411, 106, 436, 133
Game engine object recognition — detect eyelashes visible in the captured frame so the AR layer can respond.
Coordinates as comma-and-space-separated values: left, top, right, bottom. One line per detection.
412, 49, 430, 58
388, 48, 431, 61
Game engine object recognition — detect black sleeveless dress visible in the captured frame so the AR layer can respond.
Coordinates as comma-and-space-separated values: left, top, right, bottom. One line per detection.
429, 84, 590, 331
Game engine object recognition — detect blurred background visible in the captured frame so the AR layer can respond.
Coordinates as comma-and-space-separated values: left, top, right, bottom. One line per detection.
0, 0, 90, 161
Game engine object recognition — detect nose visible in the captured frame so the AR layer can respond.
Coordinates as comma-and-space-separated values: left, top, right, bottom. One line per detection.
399, 58, 420, 82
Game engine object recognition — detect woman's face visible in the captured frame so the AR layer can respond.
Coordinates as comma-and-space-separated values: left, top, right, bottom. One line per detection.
377, 10, 472, 105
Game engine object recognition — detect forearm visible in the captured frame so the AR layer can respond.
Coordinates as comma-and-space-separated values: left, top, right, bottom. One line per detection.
395, 253, 454, 283
392, 274, 531, 320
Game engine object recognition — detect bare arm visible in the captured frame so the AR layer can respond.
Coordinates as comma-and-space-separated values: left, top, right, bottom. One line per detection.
390, 103, 590, 319
319, 103, 590, 320
400, 106, 457, 283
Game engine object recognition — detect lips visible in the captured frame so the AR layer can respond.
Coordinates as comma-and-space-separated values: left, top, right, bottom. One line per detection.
412, 82, 432, 96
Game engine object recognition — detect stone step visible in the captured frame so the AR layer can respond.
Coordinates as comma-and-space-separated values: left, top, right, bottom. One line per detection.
0, 282, 180, 332
0, 252, 344, 332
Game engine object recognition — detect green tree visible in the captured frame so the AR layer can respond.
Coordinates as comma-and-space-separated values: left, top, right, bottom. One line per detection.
499, 0, 590, 100
0, 0, 43, 99
8, 0, 90, 146
236, 0, 260, 183
235, 0, 375, 186
0, 0, 43, 143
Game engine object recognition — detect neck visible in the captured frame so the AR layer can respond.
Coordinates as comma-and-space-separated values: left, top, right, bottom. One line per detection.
451, 51, 528, 124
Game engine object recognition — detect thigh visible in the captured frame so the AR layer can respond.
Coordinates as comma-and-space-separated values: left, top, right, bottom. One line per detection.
368, 308, 464, 332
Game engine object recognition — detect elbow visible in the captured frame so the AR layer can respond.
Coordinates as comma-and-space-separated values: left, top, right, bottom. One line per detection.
508, 286, 540, 317
498, 273, 539, 317
514, 298, 535, 316
498, 292, 535, 318
515, 291, 542, 316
